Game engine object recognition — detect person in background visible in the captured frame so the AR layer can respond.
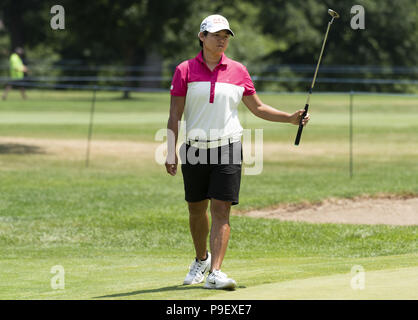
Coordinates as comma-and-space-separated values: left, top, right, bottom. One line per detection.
2, 47, 28, 100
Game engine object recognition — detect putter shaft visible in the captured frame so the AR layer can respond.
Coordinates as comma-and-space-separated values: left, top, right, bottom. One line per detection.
294, 12, 337, 146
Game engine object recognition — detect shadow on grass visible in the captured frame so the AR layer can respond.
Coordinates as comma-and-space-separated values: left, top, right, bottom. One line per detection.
93, 284, 246, 299
0, 143, 46, 155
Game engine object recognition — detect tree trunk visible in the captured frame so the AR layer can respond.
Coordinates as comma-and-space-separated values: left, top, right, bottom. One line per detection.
3, 1, 25, 50
141, 49, 163, 89
121, 47, 136, 99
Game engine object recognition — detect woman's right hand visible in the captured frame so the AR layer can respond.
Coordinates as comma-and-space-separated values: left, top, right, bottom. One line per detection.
165, 154, 178, 176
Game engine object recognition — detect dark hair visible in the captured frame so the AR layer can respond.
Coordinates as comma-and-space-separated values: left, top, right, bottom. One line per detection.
199, 31, 208, 48
15, 47, 24, 55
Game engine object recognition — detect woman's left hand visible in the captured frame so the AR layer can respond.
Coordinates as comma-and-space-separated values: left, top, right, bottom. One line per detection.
290, 109, 310, 126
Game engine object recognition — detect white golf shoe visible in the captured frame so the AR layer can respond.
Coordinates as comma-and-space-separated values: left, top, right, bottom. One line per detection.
204, 270, 237, 290
183, 252, 211, 285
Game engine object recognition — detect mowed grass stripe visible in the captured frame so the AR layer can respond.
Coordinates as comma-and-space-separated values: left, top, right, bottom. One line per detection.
209, 266, 418, 300
0, 112, 167, 124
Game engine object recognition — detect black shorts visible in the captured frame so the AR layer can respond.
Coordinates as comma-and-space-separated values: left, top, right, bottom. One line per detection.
180, 141, 242, 205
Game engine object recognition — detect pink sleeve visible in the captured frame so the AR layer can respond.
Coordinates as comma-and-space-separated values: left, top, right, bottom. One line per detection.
242, 66, 256, 96
170, 64, 188, 96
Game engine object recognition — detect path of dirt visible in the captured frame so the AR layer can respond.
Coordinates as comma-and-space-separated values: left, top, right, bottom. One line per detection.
234, 195, 418, 226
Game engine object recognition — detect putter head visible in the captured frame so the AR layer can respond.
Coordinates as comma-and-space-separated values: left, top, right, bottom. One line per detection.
328, 9, 340, 19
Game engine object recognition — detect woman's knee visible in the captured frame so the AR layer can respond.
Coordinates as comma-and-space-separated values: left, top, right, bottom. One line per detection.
210, 199, 231, 220
188, 199, 209, 216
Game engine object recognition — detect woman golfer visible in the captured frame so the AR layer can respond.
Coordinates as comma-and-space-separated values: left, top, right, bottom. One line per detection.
165, 14, 309, 290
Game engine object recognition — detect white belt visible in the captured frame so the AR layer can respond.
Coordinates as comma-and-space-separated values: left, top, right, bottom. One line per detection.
186, 137, 241, 149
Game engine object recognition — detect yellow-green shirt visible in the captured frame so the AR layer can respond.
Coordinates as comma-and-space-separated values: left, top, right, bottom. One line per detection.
10, 53, 24, 79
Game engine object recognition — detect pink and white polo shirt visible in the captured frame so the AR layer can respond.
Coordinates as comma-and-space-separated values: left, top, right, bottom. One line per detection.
170, 51, 256, 141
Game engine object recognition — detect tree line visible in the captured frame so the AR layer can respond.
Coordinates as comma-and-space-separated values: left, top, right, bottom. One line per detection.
0, 0, 416, 92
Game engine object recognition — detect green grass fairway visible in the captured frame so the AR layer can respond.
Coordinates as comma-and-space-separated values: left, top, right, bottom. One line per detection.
0, 90, 417, 300
210, 265, 418, 300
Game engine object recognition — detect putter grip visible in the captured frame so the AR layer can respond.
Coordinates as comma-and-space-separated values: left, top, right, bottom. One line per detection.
294, 104, 309, 146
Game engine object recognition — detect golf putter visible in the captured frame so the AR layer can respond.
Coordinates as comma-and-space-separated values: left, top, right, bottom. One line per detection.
294, 9, 340, 146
